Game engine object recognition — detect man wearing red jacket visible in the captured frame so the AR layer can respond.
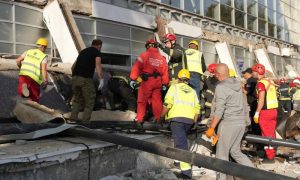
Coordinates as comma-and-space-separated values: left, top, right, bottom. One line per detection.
252, 63, 278, 162
130, 39, 169, 126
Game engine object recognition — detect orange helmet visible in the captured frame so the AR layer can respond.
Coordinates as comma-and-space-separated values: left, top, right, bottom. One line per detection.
163, 33, 176, 42
252, 63, 265, 75
208, 64, 217, 74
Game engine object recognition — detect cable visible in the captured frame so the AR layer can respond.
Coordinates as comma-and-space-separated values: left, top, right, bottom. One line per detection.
55, 139, 91, 180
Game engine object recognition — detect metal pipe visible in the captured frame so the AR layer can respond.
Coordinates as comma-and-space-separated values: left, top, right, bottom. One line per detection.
66, 127, 293, 180
245, 134, 300, 149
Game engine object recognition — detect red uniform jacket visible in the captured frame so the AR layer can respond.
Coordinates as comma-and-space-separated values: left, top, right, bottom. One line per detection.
130, 47, 169, 85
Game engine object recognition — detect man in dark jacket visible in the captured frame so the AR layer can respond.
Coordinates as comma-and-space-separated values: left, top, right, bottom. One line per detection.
157, 33, 187, 85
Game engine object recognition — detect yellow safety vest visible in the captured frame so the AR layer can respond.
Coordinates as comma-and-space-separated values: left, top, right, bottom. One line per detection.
185, 49, 203, 74
257, 78, 278, 109
293, 88, 300, 101
19, 49, 47, 85
164, 83, 200, 120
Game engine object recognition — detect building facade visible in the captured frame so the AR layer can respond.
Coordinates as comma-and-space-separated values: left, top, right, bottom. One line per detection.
0, 0, 300, 76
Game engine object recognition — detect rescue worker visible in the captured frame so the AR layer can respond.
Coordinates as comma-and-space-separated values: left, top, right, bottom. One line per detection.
161, 69, 200, 179
242, 68, 259, 135
252, 63, 278, 162
157, 33, 187, 84
16, 38, 49, 102
185, 40, 206, 101
107, 72, 137, 111
205, 63, 254, 180
130, 38, 169, 126
277, 78, 292, 115
202, 63, 218, 118
71, 39, 103, 122
291, 77, 300, 111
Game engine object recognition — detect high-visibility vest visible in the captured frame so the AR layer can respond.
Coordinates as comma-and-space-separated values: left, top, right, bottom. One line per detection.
19, 49, 47, 85
293, 88, 300, 101
257, 78, 278, 109
164, 83, 200, 120
185, 48, 203, 74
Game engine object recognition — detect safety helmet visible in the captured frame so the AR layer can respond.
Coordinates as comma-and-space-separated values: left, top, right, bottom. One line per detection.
252, 63, 265, 75
229, 68, 236, 78
145, 38, 157, 48
208, 64, 217, 74
178, 69, 190, 80
163, 33, 176, 42
188, 40, 199, 47
36, 38, 48, 47
293, 77, 300, 85
279, 78, 286, 84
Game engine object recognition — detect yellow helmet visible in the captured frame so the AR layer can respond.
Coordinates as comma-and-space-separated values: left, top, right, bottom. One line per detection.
36, 38, 48, 47
188, 40, 199, 47
178, 69, 190, 79
229, 68, 236, 78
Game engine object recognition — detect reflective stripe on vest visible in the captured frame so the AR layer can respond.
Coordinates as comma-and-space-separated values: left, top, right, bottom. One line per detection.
19, 49, 47, 85
293, 88, 300, 100
258, 78, 278, 109
205, 101, 212, 108
166, 83, 198, 120
186, 49, 203, 74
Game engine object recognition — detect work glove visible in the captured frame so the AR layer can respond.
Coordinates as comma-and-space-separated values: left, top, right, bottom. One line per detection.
205, 127, 214, 138
130, 80, 137, 89
41, 81, 48, 90
254, 111, 260, 124
98, 79, 104, 91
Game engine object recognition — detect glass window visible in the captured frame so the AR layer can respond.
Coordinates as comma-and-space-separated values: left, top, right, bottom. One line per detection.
184, 0, 201, 14
247, 14, 257, 31
75, 18, 94, 34
131, 28, 153, 42
98, 36, 130, 55
235, 10, 245, 28
97, 21, 130, 39
285, 30, 289, 42
220, 0, 232, 6
102, 53, 130, 66
234, 0, 244, 11
16, 25, 49, 44
131, 41, 145, 55
258, 19, 266, 34
276, 0, 282, 13
221, 4, 232, 24
0, 3, 12, 21
81, 34, 96, 47
247, 0, 256, 16
268, 23, 275, 37
258, 0, 265, 5
203, 53, 219, 64
16, 44, 36, 54
203, 41, 216, 54
0, 43, 13, 54
161, 0, 181, 9
276, 13, 284, 26
111, 0, 128, 8
15, 6, 44, 27
267, 9, 275, 23
277, 26, 284, 40
258, 4, 266, 19
182, 37, 194, 49
267, 0, 274, 10
0, 22, 13, 41
204, 0, 219, 20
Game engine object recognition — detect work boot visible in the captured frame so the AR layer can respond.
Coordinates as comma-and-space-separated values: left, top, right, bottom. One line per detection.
22, 83, 29, 97
133, 120, 145, 133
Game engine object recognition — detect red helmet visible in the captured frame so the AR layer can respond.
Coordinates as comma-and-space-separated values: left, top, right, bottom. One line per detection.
163, 33, 176, 42
279, 78, 286, 84
145, 38, 156, 48
208, 64, 217, 74
252, 63, 265, 75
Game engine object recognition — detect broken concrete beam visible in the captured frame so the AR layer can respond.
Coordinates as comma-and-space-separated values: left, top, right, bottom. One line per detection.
13, 100, 64, 124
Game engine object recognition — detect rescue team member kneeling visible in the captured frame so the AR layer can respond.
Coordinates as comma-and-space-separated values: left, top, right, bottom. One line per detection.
130, 39, 169, 127
161, 69, 200, 179
206, 64, 254, 180
252, 63, 278, 162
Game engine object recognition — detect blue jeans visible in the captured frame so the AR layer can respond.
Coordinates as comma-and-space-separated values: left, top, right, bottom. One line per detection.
170, 121, 193, 177
189, 72, 201, 102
